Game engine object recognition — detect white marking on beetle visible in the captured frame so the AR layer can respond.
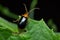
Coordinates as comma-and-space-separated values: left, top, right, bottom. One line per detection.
19, 17, 26, 24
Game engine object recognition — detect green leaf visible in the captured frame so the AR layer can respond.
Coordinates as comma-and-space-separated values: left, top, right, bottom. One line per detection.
0, 17, 19, 33
7, 36, 21, 40
0, 29, 12, 40
0, 5, 18, 19
24, 18, 58, 40
0, 17, 59, 40
47, 19, 57, 32
55, 33, 60, 40
29, 0, 38, 19
0, 1, 59, 40
30, 0, 38, 9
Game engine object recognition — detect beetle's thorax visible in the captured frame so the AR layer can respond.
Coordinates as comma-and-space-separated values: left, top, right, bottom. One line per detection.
22, 12, 28, 18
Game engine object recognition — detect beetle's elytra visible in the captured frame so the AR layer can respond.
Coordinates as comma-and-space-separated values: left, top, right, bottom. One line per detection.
13, 4, 39, 29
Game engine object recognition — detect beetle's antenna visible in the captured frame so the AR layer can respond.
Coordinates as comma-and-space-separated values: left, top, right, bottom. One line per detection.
29, 8, 40, 14
23, 3, 40, 16
23, 4, 28, 13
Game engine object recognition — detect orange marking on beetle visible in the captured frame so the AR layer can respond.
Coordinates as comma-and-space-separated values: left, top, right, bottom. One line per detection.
22, 12, 28, 18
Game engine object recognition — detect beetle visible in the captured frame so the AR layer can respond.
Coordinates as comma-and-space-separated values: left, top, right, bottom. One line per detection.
13, 4, 39, 30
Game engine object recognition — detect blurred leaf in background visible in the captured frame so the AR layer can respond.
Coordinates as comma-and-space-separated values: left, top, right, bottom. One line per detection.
47, 19, 57, 32
29, 0, 38, 19
0, 4, 19, 19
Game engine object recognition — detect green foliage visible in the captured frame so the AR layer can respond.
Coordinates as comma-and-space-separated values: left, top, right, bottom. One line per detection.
47, 19, 57, 32
0, 17, 60, 40
55, 33, 60, 40
0, 5, 18, 19
0, 29, 12, 40
30, 0, 38, 10
0, 0, 60, 40
29, 0, 38, 19
0, 17, 19, 33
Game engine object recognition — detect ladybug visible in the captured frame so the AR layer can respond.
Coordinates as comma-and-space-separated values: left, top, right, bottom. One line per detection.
13, 4, 39, 29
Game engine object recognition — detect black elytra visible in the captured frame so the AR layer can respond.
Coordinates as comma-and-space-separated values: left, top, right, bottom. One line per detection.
18, 4, 28, 29
18, 16, 27, 29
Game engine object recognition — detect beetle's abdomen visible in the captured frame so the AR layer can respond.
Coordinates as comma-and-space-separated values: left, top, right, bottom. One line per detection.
18, 16, 27, 29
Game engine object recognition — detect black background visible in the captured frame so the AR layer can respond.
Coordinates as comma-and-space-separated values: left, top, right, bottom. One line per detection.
0, 0, 59, 31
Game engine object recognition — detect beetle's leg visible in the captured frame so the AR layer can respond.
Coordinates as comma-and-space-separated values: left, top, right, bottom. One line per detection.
13, 16, 21, 22
13, 19, 19, 22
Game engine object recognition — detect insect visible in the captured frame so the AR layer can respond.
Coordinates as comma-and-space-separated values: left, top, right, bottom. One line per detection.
14, 4, 39, 29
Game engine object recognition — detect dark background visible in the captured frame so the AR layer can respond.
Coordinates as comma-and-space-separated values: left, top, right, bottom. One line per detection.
0, 0, 59, 31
